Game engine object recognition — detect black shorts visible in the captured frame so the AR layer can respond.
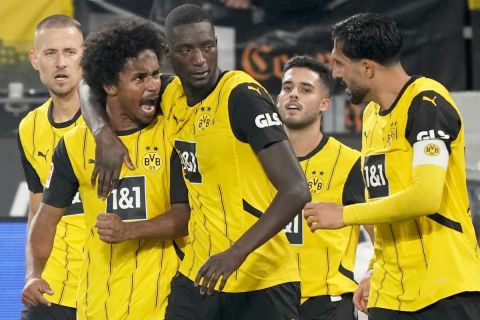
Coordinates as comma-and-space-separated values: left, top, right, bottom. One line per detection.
301, 293, 356, 320
165, 273, 301, 320
368, 292, 480, 320
21, 303, 76, 320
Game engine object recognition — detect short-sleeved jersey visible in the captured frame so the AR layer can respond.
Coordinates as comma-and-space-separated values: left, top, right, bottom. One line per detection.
18, 99, 84, 308
43, 116, 187, 319
361, 76, 480, 311
161, 71, 300, 292
285, 136, 364, 303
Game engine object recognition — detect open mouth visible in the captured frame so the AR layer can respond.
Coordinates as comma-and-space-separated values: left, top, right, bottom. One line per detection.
140, 97, 158, 113
285, 102, 301, 111
54, 73, 69, 81
191, 70, 209, 79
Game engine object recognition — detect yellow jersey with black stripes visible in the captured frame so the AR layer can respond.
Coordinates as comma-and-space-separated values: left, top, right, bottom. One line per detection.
43, 116, 187, 319
18, 99, 84, 308
361, 76, 480, 311
161, 71, 300, 292
285, 136, 364, 303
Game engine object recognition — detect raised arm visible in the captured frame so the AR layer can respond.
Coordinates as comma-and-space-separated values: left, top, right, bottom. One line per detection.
78, 80, 133, 198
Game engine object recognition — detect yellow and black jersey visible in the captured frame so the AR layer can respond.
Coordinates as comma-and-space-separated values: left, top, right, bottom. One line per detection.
17, 99, 84, 308
161, 71, 300, 292
285, 136, 364, 303
360, 76, 480, 311
43, 117, 188, 320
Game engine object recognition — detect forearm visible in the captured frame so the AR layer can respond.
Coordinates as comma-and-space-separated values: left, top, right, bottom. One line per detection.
231, 185, 310, 257
127, 204, 190, 240
78, 80, 109, 136
26, 209, 60, 279
344, 164, 446, 225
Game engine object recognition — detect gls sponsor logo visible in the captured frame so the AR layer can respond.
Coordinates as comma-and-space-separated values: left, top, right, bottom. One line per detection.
417, 129, 450, 141
255, 113, 282, 128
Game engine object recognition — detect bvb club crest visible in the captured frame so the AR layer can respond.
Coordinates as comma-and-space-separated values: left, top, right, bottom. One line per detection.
142, 146, 162, 172
195, 106, 212, 133
307, 170, 324, 196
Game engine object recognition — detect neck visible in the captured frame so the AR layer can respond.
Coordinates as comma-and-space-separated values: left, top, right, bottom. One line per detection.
285, 123, 323, 157
372, 65, 411, 111
184, 69, 221, 106
106, 104, 139, 132
50, 91, 80, 123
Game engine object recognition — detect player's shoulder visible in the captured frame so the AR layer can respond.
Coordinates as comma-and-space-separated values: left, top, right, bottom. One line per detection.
222, 70, 271, 100
62, 122, 90, 143
18, 99, 51, 133
328, 136, 361, 159
408, 76, 456, 108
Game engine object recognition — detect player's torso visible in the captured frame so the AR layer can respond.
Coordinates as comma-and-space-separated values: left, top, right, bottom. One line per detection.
288, 137, 360, 299
162, 72, 299, 292
18, 100, 84, 307
64, 117, 179, 319
362, 77, 480, 310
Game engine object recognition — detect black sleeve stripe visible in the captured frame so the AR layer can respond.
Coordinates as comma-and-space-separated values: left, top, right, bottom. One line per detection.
342, 157, 366, 205
17, 132, 43, 193
405, 90, 461, 153
242, 199, 262, 218
170, 149, 188, 204
42, 138, 79, 208
338, 263, 357, 284
427, 213, 463, 233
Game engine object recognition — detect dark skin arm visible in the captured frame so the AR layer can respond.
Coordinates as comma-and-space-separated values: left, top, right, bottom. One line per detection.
95, 203, 190, 244
194, 140, 311, 295
22, 203, 64, 307
78, 80, 133, 198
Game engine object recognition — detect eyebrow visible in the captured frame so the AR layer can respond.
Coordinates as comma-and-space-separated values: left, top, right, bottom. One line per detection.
282, 80, 315, 88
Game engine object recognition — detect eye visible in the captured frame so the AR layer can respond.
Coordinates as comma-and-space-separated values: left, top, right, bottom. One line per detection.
282, 85, 292, 92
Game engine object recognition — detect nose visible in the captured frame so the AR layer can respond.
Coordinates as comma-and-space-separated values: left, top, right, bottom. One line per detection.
289, 87, 299, 100
145, 75, 160, 92
192, 48, 206, 66
56, 53, 67, 68
331, 63, 341, 80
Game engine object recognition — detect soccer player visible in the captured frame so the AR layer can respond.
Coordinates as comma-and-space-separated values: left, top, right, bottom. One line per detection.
80, 4, 310, 319
19, 14, 84, 320
304, 13, 480, 320
278, 55, 366, 320
25, 18, 189, 319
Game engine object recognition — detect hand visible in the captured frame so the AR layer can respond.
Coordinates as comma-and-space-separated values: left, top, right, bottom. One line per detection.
353, 269, 372, 313
91, 126, 134, 199
21, 277, 53, 307
303, 202, 345, 230
95, 213, 131, 244
195, 248, 247, 296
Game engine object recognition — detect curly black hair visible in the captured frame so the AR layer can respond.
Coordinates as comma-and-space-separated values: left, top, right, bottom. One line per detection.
81, 17, 164, 106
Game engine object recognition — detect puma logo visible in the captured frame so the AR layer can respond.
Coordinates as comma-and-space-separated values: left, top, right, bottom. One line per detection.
37, 150, 49, 162
422, 96, 437, 106
247, 85, 261, 95
88, 159, 95, 164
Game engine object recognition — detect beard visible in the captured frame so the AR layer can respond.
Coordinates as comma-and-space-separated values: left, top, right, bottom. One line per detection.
49, 85, 76, 98
349, 83, 369, 105
282, 111, 319, 131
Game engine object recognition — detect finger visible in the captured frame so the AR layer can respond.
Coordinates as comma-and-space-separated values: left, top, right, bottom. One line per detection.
309, 223, 322, 232
111, 164, 122, 190
207, 273, 221, 295
218, 270, 233, 292
41, 282, 53, 295
22, 291, 36, 307
100, 169, 114, 199
195, 261, 209, 287
96, 170, 107, 198
303, 202, 317, 210
33, 290, 51, 306
124, 154, 135, 170
91, 166, 100, 187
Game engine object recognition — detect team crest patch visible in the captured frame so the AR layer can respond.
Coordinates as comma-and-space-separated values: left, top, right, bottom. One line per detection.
307, 170, 325, 195
142, 146, 162, 172
424, 143, 440, 156
195, 106, 212, 133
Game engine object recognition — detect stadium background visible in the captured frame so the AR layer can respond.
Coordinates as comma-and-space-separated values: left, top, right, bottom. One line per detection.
0, 0, 479, 319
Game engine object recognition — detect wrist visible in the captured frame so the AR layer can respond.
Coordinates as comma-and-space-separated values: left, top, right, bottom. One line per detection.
92, 123, 112, 139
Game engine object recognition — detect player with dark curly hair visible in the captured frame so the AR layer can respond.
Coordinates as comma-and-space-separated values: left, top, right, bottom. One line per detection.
25, 17, 190, 319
